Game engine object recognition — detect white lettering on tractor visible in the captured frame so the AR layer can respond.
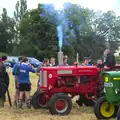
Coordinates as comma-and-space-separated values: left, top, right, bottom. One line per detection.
57, 70, 72, 74
79, 70, 92, 72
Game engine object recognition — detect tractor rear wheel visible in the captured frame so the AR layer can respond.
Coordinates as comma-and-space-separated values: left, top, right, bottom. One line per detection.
48, 93, 72, 115
94, 96, 118, 119
32, 91, 48, 109
117, 108, 120, 120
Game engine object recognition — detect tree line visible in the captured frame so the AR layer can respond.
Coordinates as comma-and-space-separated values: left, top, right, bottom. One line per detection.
0, 0, 120, 63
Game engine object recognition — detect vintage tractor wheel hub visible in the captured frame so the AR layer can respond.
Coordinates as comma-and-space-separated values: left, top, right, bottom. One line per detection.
55, 99, 68, 113
37, 93, 48, 107
100, 102, 115, 117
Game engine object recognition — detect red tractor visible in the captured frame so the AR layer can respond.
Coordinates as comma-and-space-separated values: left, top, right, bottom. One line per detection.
32, 64, 120, 115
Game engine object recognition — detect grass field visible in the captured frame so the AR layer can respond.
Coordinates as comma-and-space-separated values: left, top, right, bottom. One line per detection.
0, 71, 116, 120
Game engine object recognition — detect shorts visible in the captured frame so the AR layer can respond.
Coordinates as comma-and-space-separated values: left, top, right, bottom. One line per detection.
19, 83, 31, 91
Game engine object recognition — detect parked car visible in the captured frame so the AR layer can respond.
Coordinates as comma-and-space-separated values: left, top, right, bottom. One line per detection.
7, 56, 41, 68
28, 57, 42, 67
7, 56, 18, 67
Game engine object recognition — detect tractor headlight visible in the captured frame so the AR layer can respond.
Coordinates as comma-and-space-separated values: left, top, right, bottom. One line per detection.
103, 88, 106, 93
105, 77, 109, 82
115, 89, 120, 94
115, 89, 118, 94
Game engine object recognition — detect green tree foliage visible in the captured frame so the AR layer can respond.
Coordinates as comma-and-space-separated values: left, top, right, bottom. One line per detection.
14, 0, 27, 22
62, 4, 106, 61
0, 8, 15, 54
62, 3, 120, 61
18, 4, 58, 60
0, 52, 8, 57
0, 2, 120, 63
12, 0, 27, 55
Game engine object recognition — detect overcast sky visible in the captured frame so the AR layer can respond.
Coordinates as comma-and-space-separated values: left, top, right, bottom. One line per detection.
0, 0, 120, 17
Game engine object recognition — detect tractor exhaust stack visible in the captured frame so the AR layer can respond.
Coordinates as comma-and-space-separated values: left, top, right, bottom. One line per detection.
58, 51, 63, 66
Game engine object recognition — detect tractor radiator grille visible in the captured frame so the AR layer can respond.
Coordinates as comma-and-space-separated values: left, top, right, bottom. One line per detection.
40, 71, 47, 87
40, 71, 42, 85
43, 71, 47, 87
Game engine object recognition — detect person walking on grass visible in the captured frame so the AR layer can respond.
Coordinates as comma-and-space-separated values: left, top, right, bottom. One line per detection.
18, 57, 36, 108
12, 56, 23, 107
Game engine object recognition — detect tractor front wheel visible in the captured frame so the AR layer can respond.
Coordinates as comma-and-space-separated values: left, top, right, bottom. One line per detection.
32, 91, 48, 109
94, 96, 118, 119
48, 93, 72, 115
32, 91, 39, 109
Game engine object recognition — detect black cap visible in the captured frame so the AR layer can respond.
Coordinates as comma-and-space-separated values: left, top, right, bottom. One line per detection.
2, 56, 7, 61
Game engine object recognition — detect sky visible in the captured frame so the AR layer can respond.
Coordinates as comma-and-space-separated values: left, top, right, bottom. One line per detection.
0, 0, 120, 17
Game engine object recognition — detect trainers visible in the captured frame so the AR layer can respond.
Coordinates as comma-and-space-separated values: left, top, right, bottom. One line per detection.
26, 99, 31, 109
18, 99, 22, 108
0, 99, 4, 108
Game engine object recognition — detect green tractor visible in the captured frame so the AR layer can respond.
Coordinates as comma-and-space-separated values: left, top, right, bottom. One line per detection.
94, 71, 120, 119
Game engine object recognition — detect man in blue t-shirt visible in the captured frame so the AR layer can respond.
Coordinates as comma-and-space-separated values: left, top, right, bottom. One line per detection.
18, 57, 36, 108
12, 56, 23, 107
